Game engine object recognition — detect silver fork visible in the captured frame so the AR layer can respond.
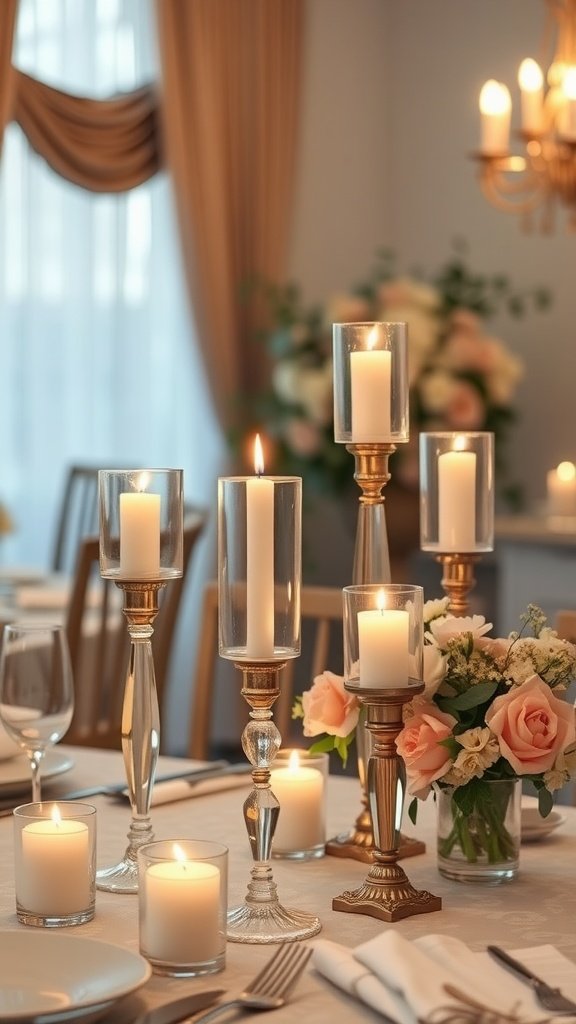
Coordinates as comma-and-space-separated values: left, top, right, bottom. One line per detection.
191, 944, 312, 1023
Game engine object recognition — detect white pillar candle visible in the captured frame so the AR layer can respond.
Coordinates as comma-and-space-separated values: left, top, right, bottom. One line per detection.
246, 435, 275, 657
271, 751, 325, 853
119, 488, 161, 577
518, 58, 544, 134
350, 330, 392, 441
438, 449, 477, 551
358, 605, 409, 688
142, 853, 221, 965
479, 79, 511, 155
17, 809, 90, 916
547, 461, 576, 516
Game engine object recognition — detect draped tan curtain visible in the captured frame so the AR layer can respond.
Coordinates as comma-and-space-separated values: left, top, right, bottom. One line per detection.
155, 0, 304, 431
1, 0, 304, 432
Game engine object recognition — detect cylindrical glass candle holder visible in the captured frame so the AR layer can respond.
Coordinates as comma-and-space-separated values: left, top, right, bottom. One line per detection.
332, 322, 409, 443
419, 432, 494, 553
99, 469, 184, 580
218, 475, 302, 661
138, 840, 228, 977
343, 584, 423, 688
14, 802, 97, 927
271, 749, 328, 860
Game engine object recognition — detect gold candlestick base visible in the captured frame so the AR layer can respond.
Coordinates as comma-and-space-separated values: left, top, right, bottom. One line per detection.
227, 661, 321, 944
333, 683, 441, 922
436, 553, 480, 616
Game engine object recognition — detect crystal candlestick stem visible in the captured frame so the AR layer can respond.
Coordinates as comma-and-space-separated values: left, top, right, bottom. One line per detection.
97, 469, 183, 894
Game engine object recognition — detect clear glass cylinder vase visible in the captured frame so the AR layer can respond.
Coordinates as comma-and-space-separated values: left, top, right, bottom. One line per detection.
436, 779, 521, 884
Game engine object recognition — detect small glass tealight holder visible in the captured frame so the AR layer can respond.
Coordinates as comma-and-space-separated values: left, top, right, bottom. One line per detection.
138, 840, 228, 977
332, 322, 409, 444
419, 432, 494, 553
14, 802, 97, 927
218, 474, 301, 661
99, 468, 184, 580
271, 749, 328, 860
343, 584, 424, 689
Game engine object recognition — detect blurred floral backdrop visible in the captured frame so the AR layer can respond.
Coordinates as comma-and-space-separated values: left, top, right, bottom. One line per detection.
245, 246, 550, 508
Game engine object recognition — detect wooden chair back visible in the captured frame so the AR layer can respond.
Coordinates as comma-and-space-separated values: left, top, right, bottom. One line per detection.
188, 582, 343, 760
65, 506, 206, 748
51, 466, 101, 574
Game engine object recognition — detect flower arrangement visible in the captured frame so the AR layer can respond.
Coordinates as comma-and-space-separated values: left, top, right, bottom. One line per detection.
249, 247, 550, 504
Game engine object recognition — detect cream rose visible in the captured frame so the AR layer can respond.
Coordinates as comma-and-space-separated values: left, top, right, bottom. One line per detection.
396, 703, 457, 799
423, 645, 447, 699
301, 671, 359, 739
485, 674, 576, 774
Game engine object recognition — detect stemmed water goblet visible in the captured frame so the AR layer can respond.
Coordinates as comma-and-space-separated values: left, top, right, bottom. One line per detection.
0, 622, 74, 801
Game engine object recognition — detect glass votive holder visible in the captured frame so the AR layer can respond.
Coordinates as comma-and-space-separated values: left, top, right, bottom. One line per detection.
138, 840, 228, 977
271, 749, 328, 860
99, 468, 184, 580
332, 322, 409, 443
14, 802, 97, 927
343, 584, 424, 688
419, 432, 494, 552
218, 469, 301, 661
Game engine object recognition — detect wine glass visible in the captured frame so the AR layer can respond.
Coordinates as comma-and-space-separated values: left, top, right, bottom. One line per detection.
0, 623, 74, 801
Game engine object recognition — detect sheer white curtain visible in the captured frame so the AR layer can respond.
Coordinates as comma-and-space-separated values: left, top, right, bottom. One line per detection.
0, 0, 226, 752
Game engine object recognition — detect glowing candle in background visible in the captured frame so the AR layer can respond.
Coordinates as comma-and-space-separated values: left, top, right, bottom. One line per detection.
438, 445, 477, 551
357, 589, 410, 688
560, 66, 576, 140
518, 58, 544, 134
350, 326, 392, 441
119, 472, 161, 577
271, 750, 325, 854
479, 79, 511, 154
17, 805, 90, 916
246, 435, 275, 657
547, 461, 576, 516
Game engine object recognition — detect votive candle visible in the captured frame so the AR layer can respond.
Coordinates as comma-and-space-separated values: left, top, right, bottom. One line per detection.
141, 845, 221, 965
16, 806, 90, 916
438, 449, 477, 551
271, 750, 325, 854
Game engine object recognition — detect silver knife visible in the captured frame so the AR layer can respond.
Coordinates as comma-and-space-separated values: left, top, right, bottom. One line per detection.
487, 946, 576, 1014
129, 989, 224, 1024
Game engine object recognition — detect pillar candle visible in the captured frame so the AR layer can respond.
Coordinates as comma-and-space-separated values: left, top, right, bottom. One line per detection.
246, 437, 275, 657
357, 606, 409, 687
119, 490, 161, 577
438, 449, 477, 551
547, 462, 576, 516
479, 80, 511, 154
350, 338, 392, 441
142, 855, 221, 964
518, 58, 544, 134
271, 751, 325, 853
17, 810, 90, 916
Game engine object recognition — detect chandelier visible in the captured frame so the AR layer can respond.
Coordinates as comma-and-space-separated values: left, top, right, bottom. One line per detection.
476, 0, 576, 231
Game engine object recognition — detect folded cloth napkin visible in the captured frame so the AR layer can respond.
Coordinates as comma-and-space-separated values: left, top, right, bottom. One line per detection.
313, 932, 576, 1023
149, 771, 252, 807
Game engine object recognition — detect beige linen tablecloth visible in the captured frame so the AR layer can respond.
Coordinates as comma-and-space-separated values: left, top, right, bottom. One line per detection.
0, 746, 575, 1023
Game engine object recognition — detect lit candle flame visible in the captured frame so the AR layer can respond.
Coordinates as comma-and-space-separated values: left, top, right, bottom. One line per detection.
173, 843, 188, 866
288, 749, 301, 771
367, 326, 379, 351
479, 79, 511, 116
376, 588, 386, 613
135, 471, 151, 493
454, 434, 468, 453
51, 805, 62, 827
254, 434, 265, 476
557, 461, 576, 482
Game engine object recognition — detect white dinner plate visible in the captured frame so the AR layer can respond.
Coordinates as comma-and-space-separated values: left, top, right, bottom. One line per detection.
0, 750, 74, 796
0, 931, 151, 1022
521, 805, 566, 842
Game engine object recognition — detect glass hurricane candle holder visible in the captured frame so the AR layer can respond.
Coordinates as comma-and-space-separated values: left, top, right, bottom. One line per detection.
218, 468, 320, 942
97, 468, 183, 894
420, 432, 494, 615
333, 322, 409, 445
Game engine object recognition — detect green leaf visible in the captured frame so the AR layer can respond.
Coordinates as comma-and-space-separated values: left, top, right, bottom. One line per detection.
408, 797, 418, 825
538, 786, 554, 819
447, 681, 498, 711
308, 736, 336, 754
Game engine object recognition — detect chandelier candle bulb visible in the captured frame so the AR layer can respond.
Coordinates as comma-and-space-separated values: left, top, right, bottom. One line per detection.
438, 449, 477, 552
245, 436, 275, 657
17, 807, 90, 917
141, 850, 221, 966
518, 58, 544, 134
350, 330, 392, 441
119, 488, 161, 577
547, 461, 576, 516
479, 79, 511, 154
357, 604, 409, 688
560, 67, 576, 140
271, 750, 325, 855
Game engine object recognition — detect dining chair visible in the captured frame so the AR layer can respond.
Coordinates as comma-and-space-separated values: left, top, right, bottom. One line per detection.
51, 465, 101, 575
188, 581, 343, 760
65, 505, 206, 749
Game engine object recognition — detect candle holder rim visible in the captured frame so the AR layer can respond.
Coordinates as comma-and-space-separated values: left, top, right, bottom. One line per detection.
138, 839, 229, 861
218, 474, 302, 484
344, 677, 424, 697
98, 467, 184, 476
332, 320, 408, 329
13, 801, 97, 818
419, 429, 494, 440
343, 582, 424, 595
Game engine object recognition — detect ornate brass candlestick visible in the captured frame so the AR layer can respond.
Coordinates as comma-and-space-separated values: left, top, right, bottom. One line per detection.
436, 553, 480, 616
227, 660, 321, 942
333, 680, 441, 922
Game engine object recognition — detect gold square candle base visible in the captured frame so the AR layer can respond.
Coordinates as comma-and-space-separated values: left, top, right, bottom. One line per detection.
333, 863, 441, 922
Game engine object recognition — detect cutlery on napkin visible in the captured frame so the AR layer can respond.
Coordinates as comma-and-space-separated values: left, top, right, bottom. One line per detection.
312, 933, 576, 1023
488, 946, 576, 1014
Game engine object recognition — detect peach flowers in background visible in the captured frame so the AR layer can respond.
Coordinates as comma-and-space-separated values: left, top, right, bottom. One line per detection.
396, 600, 576, 819
246, 246, 550, 503
293, 670, 359, 765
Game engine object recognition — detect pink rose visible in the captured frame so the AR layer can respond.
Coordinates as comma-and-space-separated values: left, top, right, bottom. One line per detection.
396, 703, 458, 798
302, 671, 359, 739
445, 379, 485, 430
486, 674, 576, 774
284, 418, 322, 457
